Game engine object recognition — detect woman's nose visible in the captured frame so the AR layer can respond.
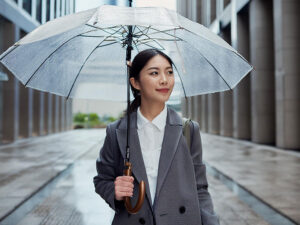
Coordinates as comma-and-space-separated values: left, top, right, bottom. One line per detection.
160, 73, 168, 84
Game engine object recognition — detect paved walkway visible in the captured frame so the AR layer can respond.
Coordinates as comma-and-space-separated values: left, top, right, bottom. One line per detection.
15, 133, 268, 225
201, 132, 300, 225
0, 129, 105, 225
0, 128, 299, 225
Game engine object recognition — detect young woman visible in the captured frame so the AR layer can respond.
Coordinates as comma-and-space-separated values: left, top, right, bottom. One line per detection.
93, 49, 219, 225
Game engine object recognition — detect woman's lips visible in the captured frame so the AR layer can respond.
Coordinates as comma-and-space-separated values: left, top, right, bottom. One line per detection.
156, 88, 169, 93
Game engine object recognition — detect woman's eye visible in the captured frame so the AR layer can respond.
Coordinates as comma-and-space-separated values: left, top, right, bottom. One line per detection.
150, 71, 158, 75
168, 70, 173, 75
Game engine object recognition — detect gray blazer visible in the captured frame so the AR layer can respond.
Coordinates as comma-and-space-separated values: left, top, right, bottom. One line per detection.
94, 106, 220, 225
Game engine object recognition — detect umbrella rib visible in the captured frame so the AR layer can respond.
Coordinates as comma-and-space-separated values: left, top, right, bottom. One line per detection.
66, 28, 123, 99
132, 39, 140, 52
0, 45, 19, 60
133, 26, 151, 37
172, 63, 187, 98
23, 29, 100, 87
145, 27, 183, 40
135, 26, 165, 50
96, 41, 118, 48
134, 26, 151, 41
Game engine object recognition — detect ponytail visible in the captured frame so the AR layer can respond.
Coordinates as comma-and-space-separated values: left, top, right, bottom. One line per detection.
129, 95, 141, 113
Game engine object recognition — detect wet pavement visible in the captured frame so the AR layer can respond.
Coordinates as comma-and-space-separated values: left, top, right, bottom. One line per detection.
0, 129, 104, 225
15, 133, 269, 225
0, 128, 299, 225
201, 133, 300, 225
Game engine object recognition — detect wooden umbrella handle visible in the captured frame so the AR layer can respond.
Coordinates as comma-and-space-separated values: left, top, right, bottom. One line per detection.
123, 161, 145, 214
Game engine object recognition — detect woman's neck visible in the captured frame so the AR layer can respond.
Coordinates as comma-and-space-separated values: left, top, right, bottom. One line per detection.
139, 100, 165, 122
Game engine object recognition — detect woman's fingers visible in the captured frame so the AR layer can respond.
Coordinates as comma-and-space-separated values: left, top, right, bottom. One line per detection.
114, 176, 134, 200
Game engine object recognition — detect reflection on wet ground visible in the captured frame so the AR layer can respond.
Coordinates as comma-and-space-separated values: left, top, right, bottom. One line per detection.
16, 142, 114, 225
0, 129, 105, 225
16, 136, 269, 225
0, 129, 299, 225
202, 133, 300, 224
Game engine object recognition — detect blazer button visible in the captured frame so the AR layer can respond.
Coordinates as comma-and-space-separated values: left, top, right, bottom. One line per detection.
179, 206, 186, 214
139, 217, 146, 224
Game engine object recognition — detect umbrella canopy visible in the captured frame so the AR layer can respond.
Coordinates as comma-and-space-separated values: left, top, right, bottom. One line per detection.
0, 4, 252, 102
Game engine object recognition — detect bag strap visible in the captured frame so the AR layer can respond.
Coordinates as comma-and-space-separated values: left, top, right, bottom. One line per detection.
182, 117, 192, 150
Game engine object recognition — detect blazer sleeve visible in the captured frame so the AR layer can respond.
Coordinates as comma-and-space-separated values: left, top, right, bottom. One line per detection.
93, 124, 125, 214
190, 121, 220, 225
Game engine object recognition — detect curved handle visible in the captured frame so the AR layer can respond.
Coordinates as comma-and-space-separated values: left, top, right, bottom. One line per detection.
123, 161, 145, 214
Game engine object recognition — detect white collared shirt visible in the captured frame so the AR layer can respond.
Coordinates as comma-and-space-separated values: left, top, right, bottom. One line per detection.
137, 104, 167, 205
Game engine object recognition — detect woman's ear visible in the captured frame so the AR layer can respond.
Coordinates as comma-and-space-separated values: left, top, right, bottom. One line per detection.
129, 77, 140, 91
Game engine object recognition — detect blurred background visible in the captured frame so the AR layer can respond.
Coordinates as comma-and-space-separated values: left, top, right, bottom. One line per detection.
0, 1, 299, 225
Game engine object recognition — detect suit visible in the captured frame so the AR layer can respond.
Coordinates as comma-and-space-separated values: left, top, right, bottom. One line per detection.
93, 106, 220, 225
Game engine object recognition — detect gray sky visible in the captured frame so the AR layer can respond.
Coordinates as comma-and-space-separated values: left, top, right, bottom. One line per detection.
75, 0, 177, 12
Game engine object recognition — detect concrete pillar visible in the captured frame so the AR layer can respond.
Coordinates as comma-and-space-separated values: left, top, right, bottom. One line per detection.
217, 0, 224, 17
56, 0, 61, 18
191, 96, 198, 121
201, 95, 209, 132
46, 93, 52, 133
68, 99, 73, 129
32, 90, 44, 136
0, 19, 20, 143
19, 86, 30, 138
60, 97, 65, 131
224, 0, 230, 8
43, 93, 49, 134
190, 97, 194, 120
33, 90, 39, 136
196, 0, 203, 24
250, 0, 275, 145
39, 92, 44, 135
211, 0, 217, 22
196, 96, 202, 125
208, 93, 220, 134
56, 96, 61, 132
52, 94, 56, 132
273, 0, 300, 149
202, 0, 211, 26
232, 2, 251, 140
219, 27, 233, 137
61, 0, 65, 16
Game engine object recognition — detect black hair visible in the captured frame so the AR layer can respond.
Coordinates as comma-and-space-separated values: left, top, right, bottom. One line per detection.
124, 48, 174, 116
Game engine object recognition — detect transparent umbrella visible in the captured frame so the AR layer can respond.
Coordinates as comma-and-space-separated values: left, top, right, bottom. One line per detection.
0, 3, 253, 214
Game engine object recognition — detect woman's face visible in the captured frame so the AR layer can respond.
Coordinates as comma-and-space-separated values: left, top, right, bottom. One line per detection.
130, 54, 175, 104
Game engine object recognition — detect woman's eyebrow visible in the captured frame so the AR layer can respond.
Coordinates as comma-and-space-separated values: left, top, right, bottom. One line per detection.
146, 66, 173, 71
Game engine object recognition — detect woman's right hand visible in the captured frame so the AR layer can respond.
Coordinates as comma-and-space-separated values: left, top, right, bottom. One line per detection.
114, 175, 134, 201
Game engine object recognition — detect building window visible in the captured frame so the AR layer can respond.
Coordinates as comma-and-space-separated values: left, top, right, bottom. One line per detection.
47, 0, 51, 21
23, 0, 32, 15
54, 0, 57, 18
36, 0, 42, 23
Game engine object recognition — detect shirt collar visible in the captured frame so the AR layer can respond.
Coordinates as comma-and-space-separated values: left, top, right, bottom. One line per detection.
137, 104, 167, 131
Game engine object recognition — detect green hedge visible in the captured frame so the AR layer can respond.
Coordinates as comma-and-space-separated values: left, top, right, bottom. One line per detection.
73, 112, 121, 129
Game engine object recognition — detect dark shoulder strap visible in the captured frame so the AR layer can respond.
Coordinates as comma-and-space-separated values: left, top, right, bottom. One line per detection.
182, 117, 192, 150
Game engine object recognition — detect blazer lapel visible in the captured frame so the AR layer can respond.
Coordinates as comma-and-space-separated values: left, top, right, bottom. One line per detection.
153, 107, 182, 207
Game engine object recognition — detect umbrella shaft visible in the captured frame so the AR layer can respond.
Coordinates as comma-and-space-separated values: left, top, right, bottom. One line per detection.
125, 24, 133, 163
